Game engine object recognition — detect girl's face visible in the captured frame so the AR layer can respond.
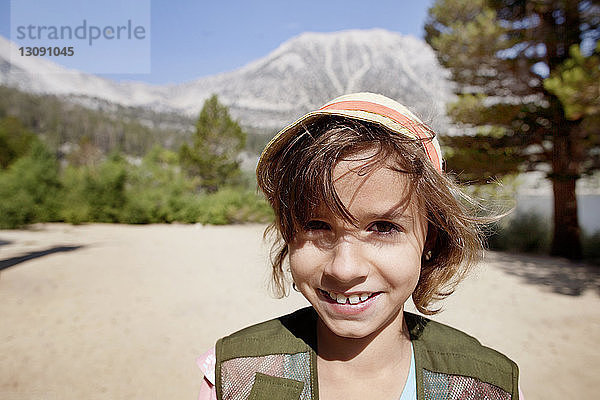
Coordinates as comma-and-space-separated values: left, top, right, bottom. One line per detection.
289, 155, 427, 339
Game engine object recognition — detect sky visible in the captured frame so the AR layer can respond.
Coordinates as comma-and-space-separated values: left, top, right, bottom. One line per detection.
1, 0, 435, 84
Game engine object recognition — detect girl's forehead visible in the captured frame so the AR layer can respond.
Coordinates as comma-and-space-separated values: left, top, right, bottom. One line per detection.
332, 157, 412, 193
322, 159, 422, 220
333, 146, 411, 177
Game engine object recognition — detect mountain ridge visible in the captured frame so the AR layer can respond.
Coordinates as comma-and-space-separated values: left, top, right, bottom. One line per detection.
0, 29, 454, 131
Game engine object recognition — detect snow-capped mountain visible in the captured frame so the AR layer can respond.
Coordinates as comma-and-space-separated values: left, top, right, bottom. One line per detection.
0, 29, 454, 131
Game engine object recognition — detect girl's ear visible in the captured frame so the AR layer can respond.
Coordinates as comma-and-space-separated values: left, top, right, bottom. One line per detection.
423, 223, 438, 260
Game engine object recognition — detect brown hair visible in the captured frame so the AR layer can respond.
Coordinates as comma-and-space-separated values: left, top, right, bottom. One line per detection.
256, 116, 487, 315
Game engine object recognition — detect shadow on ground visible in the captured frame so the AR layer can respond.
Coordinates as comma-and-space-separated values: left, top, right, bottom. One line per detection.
0, 245, 85, 271
0, 239, 13, 247
488, 251, 600, 296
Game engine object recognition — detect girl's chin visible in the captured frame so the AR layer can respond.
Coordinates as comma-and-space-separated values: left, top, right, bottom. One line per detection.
319, 321, 371, 339
316, 313, 384, 339
314, 305, 405, 340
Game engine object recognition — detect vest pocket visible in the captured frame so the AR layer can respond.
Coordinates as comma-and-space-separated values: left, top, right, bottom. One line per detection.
248, 372, 304, 400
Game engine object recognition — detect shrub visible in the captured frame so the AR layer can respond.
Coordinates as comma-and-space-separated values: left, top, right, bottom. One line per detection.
0, 116, 39, 169
0, 140, 273, 228
83, 156, 128, 222
121, 147, 196, 223
194, 188, 273, 225
59, 154, 129, 223
582, 230, 600, 265
0, 142, 61, 228
59, 166, 92, 224
487, 212, 551, 253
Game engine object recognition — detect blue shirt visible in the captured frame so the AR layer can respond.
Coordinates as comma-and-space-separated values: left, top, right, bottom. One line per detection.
398, 343, 416, 400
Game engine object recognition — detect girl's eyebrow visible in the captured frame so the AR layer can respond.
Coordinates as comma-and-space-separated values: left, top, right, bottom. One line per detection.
360, 209, 414, 222
310, 203, 415, 223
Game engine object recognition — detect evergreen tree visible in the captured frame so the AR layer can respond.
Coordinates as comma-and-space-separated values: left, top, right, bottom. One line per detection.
545, 41, 600, 126
179, 95, 246, 193
425, 0, 600, 259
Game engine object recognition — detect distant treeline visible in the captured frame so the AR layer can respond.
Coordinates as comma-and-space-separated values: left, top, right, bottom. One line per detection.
0, 89, 273, 228
0, 85, 275, 159
0, 86, 196, 157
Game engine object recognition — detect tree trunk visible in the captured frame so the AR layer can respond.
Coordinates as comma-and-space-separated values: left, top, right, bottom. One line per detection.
550, 176, 582, 259
550, 123, 583, 259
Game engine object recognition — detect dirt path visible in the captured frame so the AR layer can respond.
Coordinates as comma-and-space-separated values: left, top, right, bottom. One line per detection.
1, 224, 598, 399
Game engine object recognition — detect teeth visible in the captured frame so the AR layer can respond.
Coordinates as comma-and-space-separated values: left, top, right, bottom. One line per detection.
324, 290, 373, 305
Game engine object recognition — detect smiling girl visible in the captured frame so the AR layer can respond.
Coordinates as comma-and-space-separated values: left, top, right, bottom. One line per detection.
197, 93, 521, 400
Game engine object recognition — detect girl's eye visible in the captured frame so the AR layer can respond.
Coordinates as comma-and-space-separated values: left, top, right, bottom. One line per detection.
368, 221, 401, 235
305, 220, 331, 231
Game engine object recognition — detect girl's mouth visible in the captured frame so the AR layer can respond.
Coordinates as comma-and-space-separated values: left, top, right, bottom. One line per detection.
318, 289, 380, 305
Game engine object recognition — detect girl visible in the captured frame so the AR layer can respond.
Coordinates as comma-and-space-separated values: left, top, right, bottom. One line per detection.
197, 93, 521, 400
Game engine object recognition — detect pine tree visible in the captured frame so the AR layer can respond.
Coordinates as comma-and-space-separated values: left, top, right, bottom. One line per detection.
179, 95, 246, 193
425, 0, 600, 259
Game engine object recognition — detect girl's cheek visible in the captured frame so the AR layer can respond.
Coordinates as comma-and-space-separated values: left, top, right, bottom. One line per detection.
290, 257, 313, 277
289, 247, 312, 275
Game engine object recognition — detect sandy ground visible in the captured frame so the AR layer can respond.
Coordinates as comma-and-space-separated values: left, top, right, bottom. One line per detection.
0, 223, 598, 400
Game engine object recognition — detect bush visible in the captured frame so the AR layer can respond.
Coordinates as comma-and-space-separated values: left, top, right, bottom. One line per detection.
582, 230, 600, 265
193, 188, 273, 225
487, 212, 551, 253
488, 212, 600, 265
121, 147, 197, 223
0, 116, 39, 169
60, 154, 129, 223
0, 139, 273, 228
0, 142, 62, 228
59, 166, 92, 224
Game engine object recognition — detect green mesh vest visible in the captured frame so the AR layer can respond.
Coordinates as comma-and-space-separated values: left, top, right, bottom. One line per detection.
215, 307, 519, 400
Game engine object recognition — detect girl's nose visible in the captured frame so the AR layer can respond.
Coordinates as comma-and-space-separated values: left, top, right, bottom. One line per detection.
323, 237, 368, 284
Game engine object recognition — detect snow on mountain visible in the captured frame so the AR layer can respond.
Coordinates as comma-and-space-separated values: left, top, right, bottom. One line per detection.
0, 36, 170, 109
0, 29, 454, 131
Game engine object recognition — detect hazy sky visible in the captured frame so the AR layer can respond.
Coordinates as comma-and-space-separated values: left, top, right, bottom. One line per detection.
1, 0, 435, 84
